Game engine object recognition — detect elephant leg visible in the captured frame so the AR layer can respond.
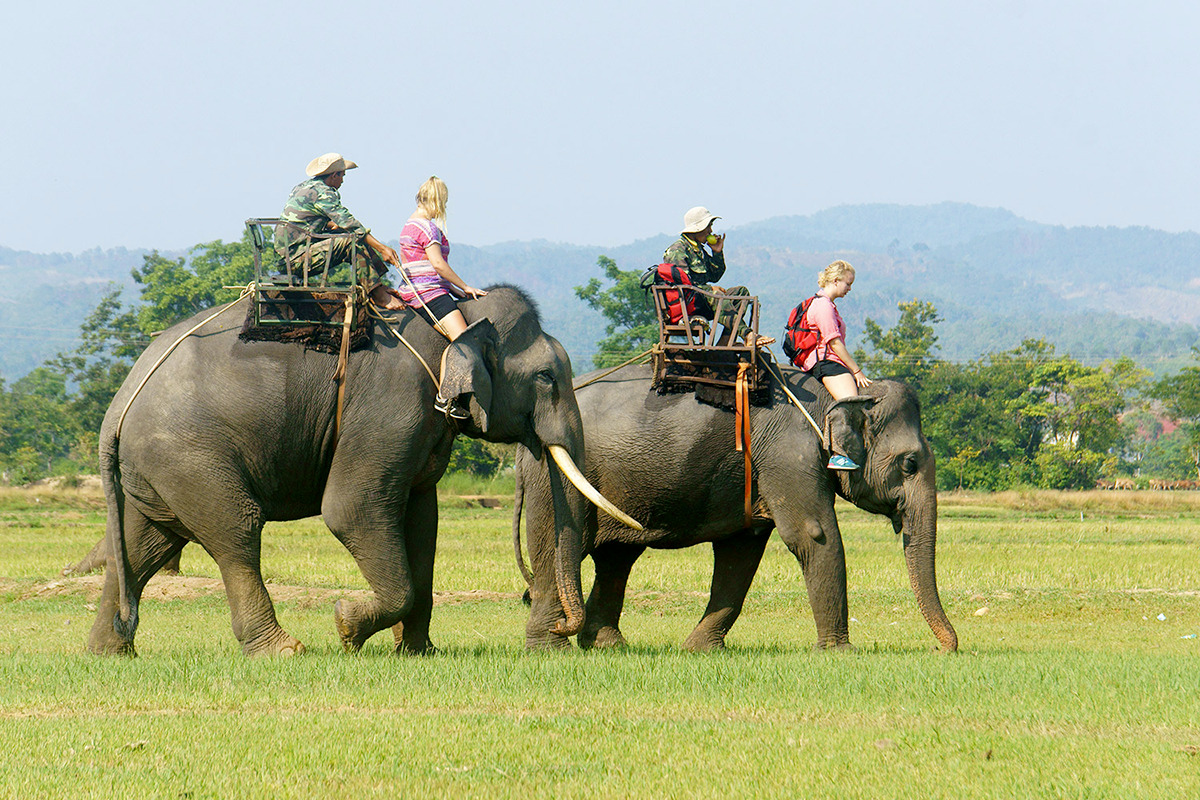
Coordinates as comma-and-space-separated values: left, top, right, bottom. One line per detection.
776, 510, 851, 651
325, 496, 413, 653
682, 529, 771, 652
67, 536, 108, 576
578, 543, 645, 650
391, 486, 437, 655
206, 524, 305, 657
87, 508, 187, 655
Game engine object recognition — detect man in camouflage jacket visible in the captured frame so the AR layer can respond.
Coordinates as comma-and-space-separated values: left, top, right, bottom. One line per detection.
662, 206, 773, 347
275, 153, 401, 307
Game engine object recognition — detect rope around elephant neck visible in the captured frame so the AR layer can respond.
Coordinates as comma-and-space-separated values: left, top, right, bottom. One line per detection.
761, 354, 827, 445
368, 305, 441, 391
114, 284, 256, 441
572, 348, 654, 391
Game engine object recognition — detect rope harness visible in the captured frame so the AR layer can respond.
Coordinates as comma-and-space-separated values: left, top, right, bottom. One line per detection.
114, 284, 256, 441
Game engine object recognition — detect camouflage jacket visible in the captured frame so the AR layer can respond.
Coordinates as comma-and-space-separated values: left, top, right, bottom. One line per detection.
275, 178, 368, 253
662, 235, 726, 285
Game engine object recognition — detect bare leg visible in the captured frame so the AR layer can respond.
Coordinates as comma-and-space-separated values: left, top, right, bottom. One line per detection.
821, 372, 858, 401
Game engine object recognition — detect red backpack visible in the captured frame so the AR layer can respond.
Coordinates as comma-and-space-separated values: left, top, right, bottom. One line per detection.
782, 295, 823, 366
643, 263, 698, 324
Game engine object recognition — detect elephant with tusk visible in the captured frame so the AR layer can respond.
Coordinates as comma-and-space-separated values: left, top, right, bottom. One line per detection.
86, 285, 636, 656
514, 362, 957, 653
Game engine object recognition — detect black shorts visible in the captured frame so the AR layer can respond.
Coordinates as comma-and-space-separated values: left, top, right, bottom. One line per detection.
807, 359, 851, 380
421, 292, 459, 321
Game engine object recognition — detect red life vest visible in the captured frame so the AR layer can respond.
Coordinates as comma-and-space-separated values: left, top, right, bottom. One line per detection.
782, 294, 823, 366
649, 263, 698, 324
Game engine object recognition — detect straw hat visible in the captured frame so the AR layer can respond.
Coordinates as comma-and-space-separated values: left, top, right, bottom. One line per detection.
306, 153, 359, 178
681, 206, 720, 234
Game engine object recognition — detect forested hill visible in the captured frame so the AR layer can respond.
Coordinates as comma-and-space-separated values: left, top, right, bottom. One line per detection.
2, 202, 1198, 379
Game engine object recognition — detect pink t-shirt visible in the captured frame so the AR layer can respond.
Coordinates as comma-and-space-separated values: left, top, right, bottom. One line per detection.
398, 217, 449, 263
396, 217, 452, 306
798, 293, 847, 371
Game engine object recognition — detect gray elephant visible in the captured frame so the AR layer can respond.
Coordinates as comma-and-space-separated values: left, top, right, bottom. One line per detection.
88, 286, 634, 656
514, 362, 958, 653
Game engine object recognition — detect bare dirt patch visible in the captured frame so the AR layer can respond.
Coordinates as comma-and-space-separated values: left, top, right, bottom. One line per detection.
4, 575, 519, 606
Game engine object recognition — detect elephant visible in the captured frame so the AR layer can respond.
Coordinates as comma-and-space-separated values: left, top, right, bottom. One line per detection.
87, 285, 636, 656
514, 362, 958, 653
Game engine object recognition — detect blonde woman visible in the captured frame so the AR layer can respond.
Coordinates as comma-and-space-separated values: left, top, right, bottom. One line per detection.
396, 176, 487, 341
799, 260, 871, 469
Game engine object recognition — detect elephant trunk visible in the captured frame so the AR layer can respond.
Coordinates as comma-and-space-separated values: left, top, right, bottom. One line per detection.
546, 445, 588, 637
900, 482, 958, 653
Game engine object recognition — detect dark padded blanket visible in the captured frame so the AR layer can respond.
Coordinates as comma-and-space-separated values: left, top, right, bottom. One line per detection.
238, 289, 375, 354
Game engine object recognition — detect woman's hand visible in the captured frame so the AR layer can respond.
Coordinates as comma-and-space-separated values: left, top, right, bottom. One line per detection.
462, 286, 488, 299
853, 370, 872, 389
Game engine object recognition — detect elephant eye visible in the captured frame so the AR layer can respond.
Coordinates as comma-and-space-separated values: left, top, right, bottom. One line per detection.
901, 454, 919, 475
535, 369, 555, 385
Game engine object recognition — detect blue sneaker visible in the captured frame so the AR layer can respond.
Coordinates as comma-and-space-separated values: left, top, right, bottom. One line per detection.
827, 454, 859, 471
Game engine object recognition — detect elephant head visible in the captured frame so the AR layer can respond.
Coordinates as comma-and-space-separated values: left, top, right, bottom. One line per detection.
833, 380, 958, 653
440, 288, 638, 636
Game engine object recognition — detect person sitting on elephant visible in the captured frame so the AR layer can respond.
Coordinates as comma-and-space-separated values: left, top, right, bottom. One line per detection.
395, 176, 487, 340
662, 206, 774, 348
795, 259, 872, 470
394, 176, 488, 419
275, 152, 403, 309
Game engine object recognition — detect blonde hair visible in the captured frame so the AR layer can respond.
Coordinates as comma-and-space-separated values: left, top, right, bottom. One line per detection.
817, 260, 855, 288
415, 176, 449, 224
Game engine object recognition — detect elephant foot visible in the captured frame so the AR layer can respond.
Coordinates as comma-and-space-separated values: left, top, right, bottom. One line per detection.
394, 641, 438, 656
333, 599, 370, 653
814, 639, 856, 653
242, 629, 306, 657
87, 636, 137, 657
525, 631, 575, 651
682, 629, 727, 653
578, 626, 627, 651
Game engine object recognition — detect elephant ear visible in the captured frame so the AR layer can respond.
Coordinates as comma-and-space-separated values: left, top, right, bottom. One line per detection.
440, 318, 499, 432
827, 396, 875, 467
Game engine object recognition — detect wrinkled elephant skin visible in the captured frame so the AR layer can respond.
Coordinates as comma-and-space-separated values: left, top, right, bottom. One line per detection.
88, 286, 591, 657
516, 364, 957, 653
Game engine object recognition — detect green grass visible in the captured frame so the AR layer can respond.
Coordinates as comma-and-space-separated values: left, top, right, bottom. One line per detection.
1, 487, 1198, 798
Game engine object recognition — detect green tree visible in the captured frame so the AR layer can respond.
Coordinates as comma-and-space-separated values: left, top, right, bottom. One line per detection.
575, 256, 658, 368
1150, 351, 1200, 478
857, 299, 941, 390
133, 233, 259, 333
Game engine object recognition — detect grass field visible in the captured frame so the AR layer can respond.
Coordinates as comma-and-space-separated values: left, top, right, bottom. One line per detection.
1, 486, 1198, 799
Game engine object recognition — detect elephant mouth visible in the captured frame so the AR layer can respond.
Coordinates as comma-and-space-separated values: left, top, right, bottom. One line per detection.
547, 445, 642, 530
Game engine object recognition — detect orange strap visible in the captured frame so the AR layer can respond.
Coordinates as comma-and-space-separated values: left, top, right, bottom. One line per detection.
330, 292, 355, 453
735, 361, 753, 528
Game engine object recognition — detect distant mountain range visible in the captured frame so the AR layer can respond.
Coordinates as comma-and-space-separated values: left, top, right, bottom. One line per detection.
2, 203, 1198, 380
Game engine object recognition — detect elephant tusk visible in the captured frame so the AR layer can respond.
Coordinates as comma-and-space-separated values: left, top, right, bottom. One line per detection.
548, 445, 644, 531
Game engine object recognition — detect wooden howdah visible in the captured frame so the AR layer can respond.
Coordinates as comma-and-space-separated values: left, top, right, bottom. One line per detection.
649, 284, 765, 396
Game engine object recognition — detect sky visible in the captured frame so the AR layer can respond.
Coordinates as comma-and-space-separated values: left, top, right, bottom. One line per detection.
5, 1, 1199, 254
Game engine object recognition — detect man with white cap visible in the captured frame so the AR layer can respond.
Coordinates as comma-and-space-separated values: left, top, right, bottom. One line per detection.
275, 153, 401, 308
662, 206, 774, 347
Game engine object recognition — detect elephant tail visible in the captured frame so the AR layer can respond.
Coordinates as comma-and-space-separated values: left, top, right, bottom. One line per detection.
512, 464, 534, 598
101, 433, 139, 641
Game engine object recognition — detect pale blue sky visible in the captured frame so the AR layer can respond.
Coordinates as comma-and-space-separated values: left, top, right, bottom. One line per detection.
5, 1, 1198, 254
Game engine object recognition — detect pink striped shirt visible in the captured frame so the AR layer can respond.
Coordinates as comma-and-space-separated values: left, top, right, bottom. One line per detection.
396, 217, 452, 306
